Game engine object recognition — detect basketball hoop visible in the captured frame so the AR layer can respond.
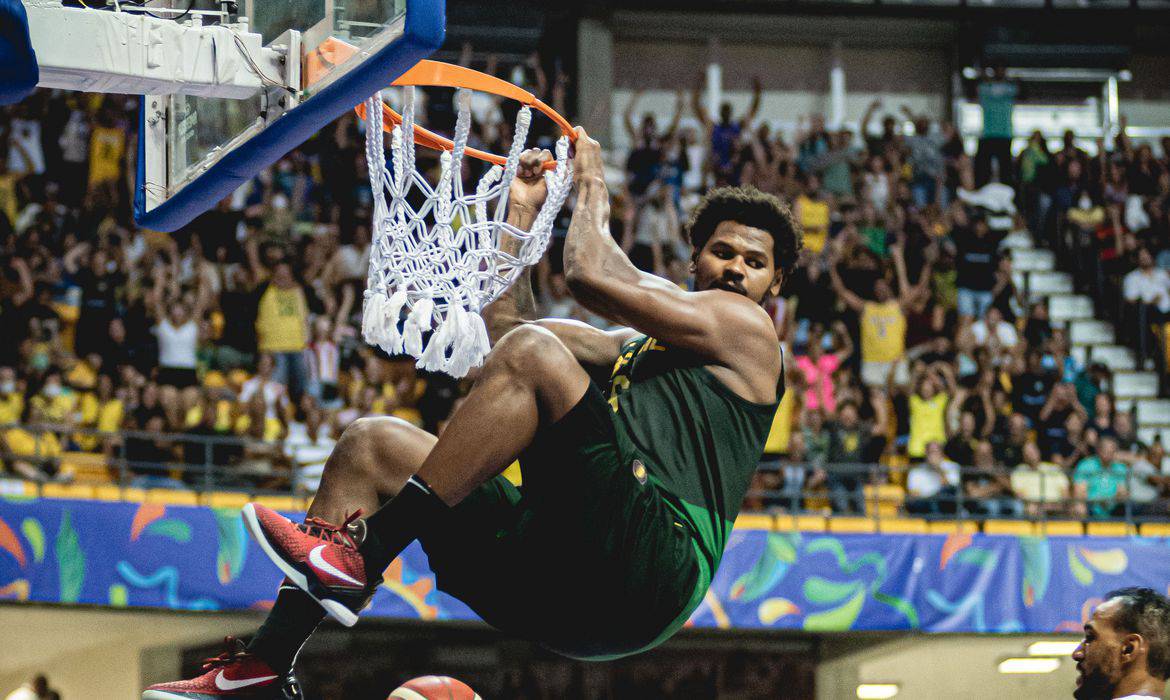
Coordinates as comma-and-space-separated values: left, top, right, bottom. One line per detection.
356, 59, 576, 377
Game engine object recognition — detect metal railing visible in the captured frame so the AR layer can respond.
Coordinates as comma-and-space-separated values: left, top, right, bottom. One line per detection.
0, 422, 307, 497
3, 423, 1167, 525
746, 460, 1169, 526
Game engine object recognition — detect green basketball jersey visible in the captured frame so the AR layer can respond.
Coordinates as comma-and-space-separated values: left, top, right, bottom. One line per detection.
607, 334, 782, 573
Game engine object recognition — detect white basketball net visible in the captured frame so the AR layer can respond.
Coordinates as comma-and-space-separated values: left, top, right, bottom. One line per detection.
360, 86, 573, 377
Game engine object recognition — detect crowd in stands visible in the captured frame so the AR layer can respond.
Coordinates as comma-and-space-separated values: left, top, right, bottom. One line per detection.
1, 50, 1170, 520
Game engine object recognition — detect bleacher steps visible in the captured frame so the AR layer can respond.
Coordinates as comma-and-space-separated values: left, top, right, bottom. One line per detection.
1138, 427, 1170, 446
1000, 231, 1035, 250
1087, 344, 1136, 371
1028, 271, 1073, 295
1011, 248, 1055, 273
1136, 399, 1170, 427
1114, 371, 1160, 399
1070, 319, 1116, 346
1048, 294, 1095, 323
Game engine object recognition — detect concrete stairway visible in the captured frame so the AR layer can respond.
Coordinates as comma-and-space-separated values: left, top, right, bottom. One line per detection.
1003, 230, 1164, 439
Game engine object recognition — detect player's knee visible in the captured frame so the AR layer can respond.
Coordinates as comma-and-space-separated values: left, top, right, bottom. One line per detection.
336, 416, 417, 468
489, 324, 574, 377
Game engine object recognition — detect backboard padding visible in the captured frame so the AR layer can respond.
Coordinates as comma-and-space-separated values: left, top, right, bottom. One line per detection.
134, 0, 444, 231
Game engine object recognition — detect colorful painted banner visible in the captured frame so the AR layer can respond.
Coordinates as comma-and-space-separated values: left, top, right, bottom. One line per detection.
1, 498, 1165, 633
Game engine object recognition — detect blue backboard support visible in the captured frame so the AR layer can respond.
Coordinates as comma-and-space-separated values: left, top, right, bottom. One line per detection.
134, 0, 444, 232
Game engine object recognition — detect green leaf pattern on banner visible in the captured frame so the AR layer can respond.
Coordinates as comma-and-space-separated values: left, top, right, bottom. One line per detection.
55, 510, 85, 603
20, 518, 45, 563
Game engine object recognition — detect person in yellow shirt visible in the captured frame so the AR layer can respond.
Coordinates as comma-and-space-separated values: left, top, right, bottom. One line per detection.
88, 108, 126, 189
0, 161, 19, 227
1, 403, 61, 481
75, 374, 125, 452
0, 367, 24, 425
29, 373, 77, 426
254, 260, 315, 402
794, 175, 831, 254
763, 366, 797, 457
907, 369, 953, 459
829, 256, 925, 389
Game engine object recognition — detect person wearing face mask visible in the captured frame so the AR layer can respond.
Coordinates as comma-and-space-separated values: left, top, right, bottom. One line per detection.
0, 367, 23, 426
29, 372, 75, 426
0, 401, 61, 482
1072, 588, 1170, 700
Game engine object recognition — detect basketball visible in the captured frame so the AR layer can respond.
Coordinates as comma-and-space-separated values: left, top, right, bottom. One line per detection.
388, 675, 482, 700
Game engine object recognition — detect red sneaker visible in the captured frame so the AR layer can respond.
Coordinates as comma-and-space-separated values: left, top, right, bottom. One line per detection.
242, 503, 374, 627
142, 637, 301, 699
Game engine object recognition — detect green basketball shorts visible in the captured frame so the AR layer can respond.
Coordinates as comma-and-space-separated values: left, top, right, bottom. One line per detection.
416, 382, 707, 660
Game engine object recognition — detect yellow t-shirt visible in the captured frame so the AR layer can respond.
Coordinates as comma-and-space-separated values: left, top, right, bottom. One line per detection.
67, 362, 98, 391
31, 393, 77, 424
78, 392, 99, 424
908, 393, 948, 458
88, 125, 125, 186
763, 382, 796, 455
0, 393, 24, 424
0, 172, 18, 226
77, 394, 124, 451
861, 301, 906, 363
97, 399, 124, 433
256, 285, 308, 353
3, 428, 61, 458
797, 195, 831, 253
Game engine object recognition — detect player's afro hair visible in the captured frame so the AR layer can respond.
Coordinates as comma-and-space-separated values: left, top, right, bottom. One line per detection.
686, 186, 803, 275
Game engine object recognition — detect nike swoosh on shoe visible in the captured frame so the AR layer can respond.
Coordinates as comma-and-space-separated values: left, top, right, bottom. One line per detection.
214, 671, 278, 691
308, 544, 363, 587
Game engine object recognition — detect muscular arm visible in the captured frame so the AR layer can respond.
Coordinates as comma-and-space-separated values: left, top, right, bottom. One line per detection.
562, 129, 780, 398
480, 149, 635, 368
481, 203, 539, 345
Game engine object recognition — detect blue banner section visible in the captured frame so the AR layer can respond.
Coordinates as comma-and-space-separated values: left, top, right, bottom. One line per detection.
1, 498, 1166, 633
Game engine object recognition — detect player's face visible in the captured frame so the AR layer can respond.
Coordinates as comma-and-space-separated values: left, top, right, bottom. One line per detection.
1072, 599, 1129, 700
694, 221, 783, 305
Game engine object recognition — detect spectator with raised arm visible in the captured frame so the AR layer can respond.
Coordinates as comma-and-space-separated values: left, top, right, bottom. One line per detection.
795, 320, 853, 417
906, 362, 954, 460
624, 89, 684, 198
692, 75, 762, 184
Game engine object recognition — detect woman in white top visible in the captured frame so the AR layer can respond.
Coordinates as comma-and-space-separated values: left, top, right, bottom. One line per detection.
623, 182, 681, 276
862, 154, 893, 213
151, 263, 208, 388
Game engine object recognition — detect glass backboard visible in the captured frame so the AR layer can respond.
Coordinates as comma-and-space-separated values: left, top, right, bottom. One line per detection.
135, 0, 444, 231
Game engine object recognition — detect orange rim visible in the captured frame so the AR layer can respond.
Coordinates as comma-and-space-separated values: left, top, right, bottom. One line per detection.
346, 55, 576, 171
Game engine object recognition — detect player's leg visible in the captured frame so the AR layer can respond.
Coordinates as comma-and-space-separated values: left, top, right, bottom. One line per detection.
247, 417, 436, 672
309, 416, 436, 520
144, 419, 438, 698
245, 324, 591, 625
414, 324, 591, 503
358, 324, 590, 567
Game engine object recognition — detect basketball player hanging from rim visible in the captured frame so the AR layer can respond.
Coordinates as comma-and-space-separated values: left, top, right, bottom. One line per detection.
144, 130, 802, 699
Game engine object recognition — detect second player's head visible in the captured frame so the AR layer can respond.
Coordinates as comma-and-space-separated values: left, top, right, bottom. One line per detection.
1073, 587, 1170, 700
686, 186, 802, 306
